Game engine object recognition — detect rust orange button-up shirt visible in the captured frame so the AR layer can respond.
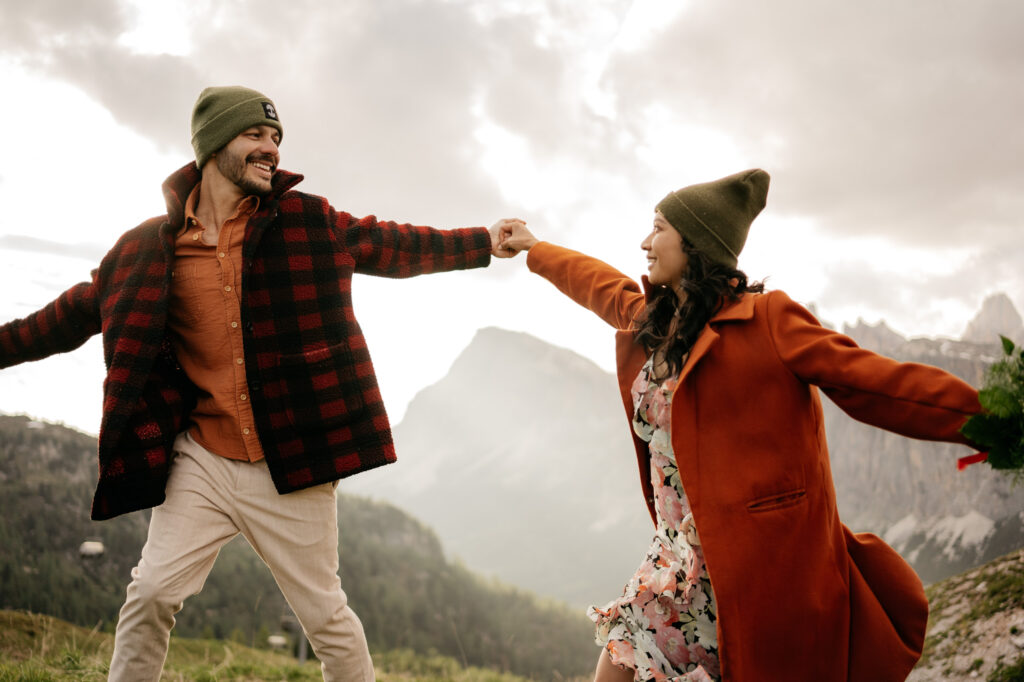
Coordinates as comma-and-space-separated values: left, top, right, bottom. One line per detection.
167, 186, 265, 462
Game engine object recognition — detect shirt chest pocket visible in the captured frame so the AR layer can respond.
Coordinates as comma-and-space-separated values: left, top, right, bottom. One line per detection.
170, 264, 205, 326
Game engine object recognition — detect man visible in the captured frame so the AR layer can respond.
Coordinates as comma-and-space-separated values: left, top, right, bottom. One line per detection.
0, 86, 521, 681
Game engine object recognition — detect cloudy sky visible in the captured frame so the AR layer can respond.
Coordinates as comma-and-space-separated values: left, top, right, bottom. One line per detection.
1, 0, 1022, 435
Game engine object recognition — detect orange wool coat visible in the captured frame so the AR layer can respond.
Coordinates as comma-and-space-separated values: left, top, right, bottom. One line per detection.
526, 241, 982, 682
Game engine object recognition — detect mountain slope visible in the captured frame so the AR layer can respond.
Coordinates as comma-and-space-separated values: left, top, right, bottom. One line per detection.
345, 327, 653, 609
908, 548, 1024, 681
0, 414, 595, 680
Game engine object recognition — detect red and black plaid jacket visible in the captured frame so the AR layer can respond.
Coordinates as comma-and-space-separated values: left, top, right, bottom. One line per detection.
0, 162, 492, 520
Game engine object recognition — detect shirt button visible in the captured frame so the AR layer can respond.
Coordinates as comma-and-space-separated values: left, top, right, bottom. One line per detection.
240, 394, 248, 401
192, 233, 200, 241
243, 428, 251, 435
219, 252, 226, 258
231, 321, 238, 328
236, 358, 244, 365
224, 285, 232, 292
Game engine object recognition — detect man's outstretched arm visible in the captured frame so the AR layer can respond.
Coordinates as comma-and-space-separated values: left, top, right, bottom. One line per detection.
0, 276, 101, 369
327, 200, 522, 277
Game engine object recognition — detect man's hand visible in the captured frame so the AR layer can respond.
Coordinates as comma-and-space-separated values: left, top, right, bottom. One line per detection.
489, 219, 526, 258
498, 221, 539, 255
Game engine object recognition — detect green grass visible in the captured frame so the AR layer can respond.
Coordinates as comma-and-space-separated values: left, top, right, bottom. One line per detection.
989, 656, 1024, 682
0, 611, 573, 682
969, 566, 1024, 622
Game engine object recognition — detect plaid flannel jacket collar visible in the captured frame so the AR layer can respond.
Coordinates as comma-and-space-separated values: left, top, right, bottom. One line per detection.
159, 162, 305, 234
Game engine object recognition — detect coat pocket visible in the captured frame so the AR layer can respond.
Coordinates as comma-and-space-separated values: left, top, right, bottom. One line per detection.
276, 341, 365, 432
746, 488, 807, 513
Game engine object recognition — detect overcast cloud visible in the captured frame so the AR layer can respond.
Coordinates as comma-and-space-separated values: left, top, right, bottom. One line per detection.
604, 0, 1024, 249
7, 0, 1019, 240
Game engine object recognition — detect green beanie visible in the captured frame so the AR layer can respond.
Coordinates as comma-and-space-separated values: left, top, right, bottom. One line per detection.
655, 169, 770, 269
190, 86, 283, 169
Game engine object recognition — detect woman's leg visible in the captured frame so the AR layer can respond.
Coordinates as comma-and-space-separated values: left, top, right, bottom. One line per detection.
594, 647, 635, 682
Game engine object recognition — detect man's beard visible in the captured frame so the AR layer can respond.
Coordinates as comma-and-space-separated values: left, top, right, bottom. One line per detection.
216, 148, 275, 196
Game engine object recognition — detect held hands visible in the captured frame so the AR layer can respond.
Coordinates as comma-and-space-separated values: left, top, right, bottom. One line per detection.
489, 219, 540, 258
489, 219, 525, 258
493, 220, 539, 257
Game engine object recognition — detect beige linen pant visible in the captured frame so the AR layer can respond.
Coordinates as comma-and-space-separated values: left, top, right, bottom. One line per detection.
108, 432, 374, 681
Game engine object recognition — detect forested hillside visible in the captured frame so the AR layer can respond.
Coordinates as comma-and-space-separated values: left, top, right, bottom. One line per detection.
0, 415, 595, 680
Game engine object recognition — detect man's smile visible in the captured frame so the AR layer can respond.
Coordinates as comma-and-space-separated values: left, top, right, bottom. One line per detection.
248, 156, 276, 178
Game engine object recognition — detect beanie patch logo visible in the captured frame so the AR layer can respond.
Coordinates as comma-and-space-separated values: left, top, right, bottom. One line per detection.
261, 102, 279, 121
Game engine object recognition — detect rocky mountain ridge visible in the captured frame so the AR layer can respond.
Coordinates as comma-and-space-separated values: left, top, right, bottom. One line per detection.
962, 292, 1024, 345
833, 295, 1024, 583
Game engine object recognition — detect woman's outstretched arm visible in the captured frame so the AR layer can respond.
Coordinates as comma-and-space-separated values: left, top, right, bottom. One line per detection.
502, 222, 645, 331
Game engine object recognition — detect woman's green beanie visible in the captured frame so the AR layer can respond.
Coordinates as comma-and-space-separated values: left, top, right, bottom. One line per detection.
190, 86, 283, 169
655, 169, 770, 269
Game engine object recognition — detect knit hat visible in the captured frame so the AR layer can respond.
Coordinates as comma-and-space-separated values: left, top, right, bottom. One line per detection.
190, 86, 283, 169
655, 169, 770, 269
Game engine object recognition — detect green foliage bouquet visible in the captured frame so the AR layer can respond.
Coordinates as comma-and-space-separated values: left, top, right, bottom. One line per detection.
959, 335, 1024, 473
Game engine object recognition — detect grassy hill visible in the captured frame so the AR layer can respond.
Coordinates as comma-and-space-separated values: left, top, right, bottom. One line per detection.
3, 545, 1023, 681
0, 609, 568, 681
0, 414, 595, 680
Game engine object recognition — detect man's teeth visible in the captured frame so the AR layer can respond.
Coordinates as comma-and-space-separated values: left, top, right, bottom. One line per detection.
250, 161, 273, 172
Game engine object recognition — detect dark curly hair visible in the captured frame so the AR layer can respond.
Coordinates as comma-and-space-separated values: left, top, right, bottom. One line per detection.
635, 239, 764, 382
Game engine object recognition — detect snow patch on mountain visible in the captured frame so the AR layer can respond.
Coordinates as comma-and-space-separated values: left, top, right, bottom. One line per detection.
929, 511, 996, 561
883, 513, 920, 548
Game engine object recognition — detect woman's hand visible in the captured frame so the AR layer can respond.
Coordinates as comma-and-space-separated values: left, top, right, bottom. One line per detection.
489, 219, 526, 258
500, 221, 539, 255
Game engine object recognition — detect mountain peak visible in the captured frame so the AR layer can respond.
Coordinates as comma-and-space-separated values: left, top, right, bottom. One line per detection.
962, 293, 1024, 344
448, 326, 608, 384
842, 317, 907, 353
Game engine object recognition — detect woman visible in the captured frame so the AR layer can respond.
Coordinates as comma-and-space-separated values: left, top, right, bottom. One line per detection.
499, 169, 982, 682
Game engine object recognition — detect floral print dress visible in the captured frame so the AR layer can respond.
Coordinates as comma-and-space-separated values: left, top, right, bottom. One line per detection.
587, 358, 720, 682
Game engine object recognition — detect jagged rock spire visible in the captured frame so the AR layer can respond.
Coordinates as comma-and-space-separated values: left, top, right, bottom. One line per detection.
962, 293, 1024, 344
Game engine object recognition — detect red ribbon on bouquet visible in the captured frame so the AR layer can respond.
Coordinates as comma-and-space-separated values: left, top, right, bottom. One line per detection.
957, 452, 989, 471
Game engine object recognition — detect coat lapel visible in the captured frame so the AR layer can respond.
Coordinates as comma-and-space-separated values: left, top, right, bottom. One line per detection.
676, 293, 756, 384
617, 287, 758, 523
243, 170, 304, 258
669, 294, 756, 533
635, 277, 757, 386
159, 163, 305, 260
